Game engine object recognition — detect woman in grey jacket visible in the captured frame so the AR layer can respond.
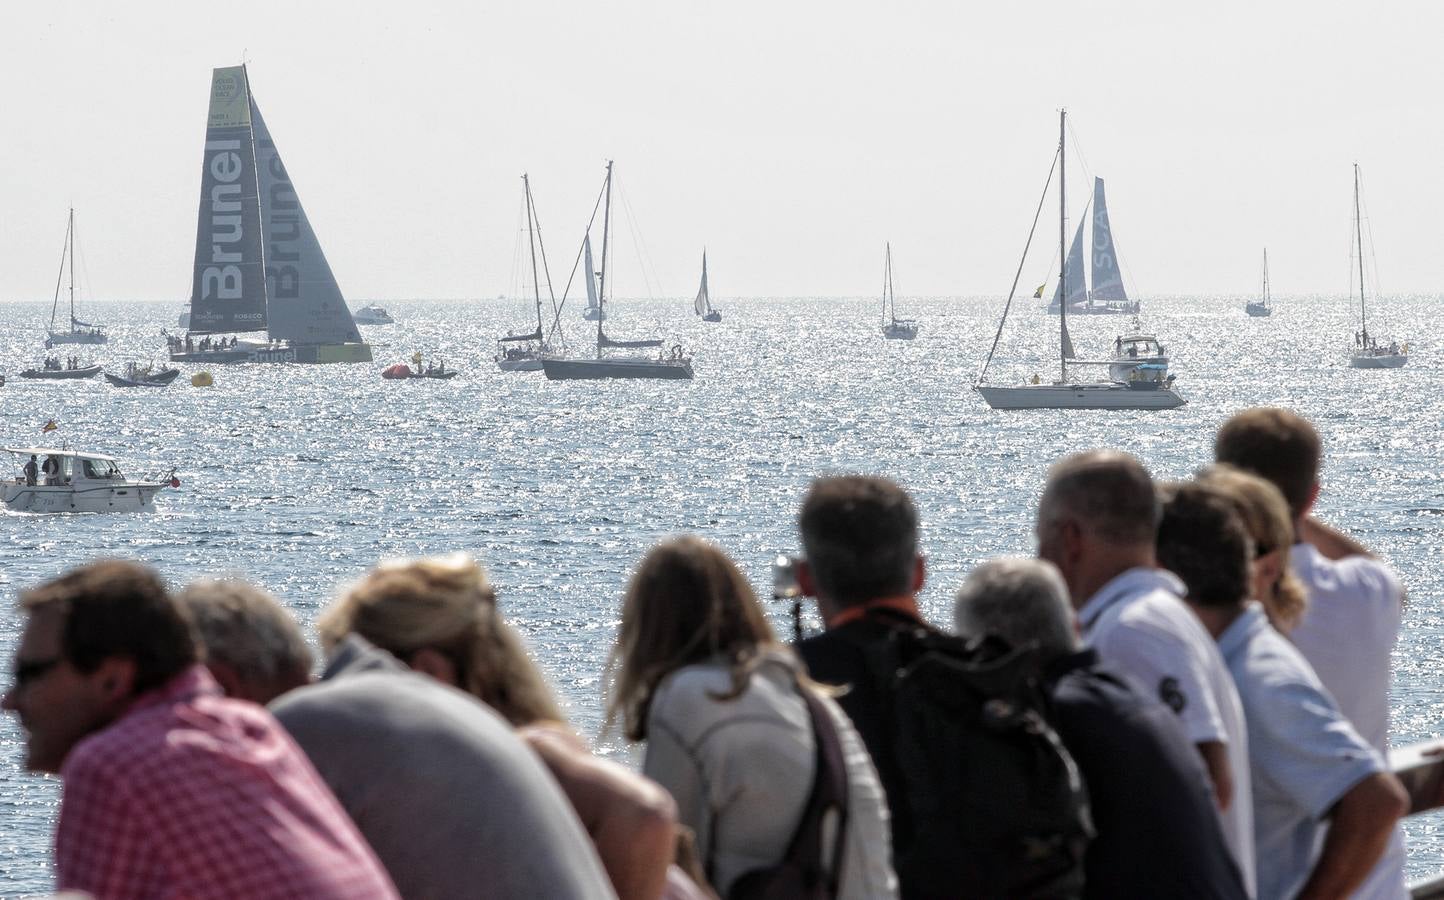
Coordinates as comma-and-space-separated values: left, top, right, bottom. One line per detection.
607, 535, 898, 900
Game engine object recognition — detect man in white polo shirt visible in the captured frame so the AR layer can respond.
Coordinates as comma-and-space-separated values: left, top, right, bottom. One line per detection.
1217, 407, 1407, 899
1157, 481, 1407, 900
1036, 450, 1255, 897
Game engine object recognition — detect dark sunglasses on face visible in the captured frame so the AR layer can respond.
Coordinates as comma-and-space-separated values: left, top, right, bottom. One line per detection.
11, 657, 63, 689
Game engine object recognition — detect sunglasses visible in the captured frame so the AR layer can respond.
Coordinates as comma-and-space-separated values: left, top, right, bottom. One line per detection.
12, 657, 62, 689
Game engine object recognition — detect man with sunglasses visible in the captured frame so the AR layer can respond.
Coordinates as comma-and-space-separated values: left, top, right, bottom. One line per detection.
2, 559, 397, 898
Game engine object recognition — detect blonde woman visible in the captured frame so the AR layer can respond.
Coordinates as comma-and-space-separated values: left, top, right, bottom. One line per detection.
607, 536, 897, 900
321, 554, 686, 900
1197, 465, 1309, 633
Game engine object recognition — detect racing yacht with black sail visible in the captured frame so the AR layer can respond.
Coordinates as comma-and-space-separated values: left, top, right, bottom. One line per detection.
169, 65, 370, 365
542, 162, 692, 380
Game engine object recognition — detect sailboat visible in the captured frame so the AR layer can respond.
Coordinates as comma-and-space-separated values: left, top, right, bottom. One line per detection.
880, 242, 918, 339
542, 161, 693, 381
1246, 249, 1272, 317
694, 251, 722, 322
1045, 177, 1142, 316
1347, 165, 1407, 369
497, 173, 558, 372
169, 65, 371, 365
582, 236, 606, 322
44, 209, 107, 346
975, 110, 1184, 410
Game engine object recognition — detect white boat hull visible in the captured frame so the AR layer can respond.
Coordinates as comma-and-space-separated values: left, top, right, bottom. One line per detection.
975, 382, 1186, 410
542, 357, 693, 380
1349, 353, 1407, 369
47, 331, 108, 345
1108, 355, 1169, 382
497, 358, 545, 372
2, 482, 167, 513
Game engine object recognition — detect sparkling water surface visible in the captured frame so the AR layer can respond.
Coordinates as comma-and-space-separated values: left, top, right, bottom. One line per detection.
1, 295, 1440, 893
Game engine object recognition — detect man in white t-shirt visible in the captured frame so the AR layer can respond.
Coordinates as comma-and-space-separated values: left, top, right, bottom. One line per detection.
1217, 407, 1408, 900
1035, 450, 1255, 896
1158, 481, 1407, 900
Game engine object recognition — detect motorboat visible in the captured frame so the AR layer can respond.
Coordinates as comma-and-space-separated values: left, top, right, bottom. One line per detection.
382, 360, 457, 380
3, 447, 178, 513
353, 304, 395, 325
105, 363, 182, 388
1106, 333, 1168, 381
20, 359, 100, 379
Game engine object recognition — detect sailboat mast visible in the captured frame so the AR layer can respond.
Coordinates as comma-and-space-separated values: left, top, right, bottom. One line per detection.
68, 207, 76, 328
1058, 109, 1068, 384
596, 161, 614, 358
882, 243, 889, 325
523, 174, 544, 335
1354, 164, 1367, 339
1263, 248, 1270, 306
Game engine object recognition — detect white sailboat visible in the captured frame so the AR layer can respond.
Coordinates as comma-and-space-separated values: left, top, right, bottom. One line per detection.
694, 251, 722, 322
582, 236, 606, 322
542, 162, 693, 381
1044, 177, 1142, 316
169, 65, 370, 365
1246, 249, 1271, 317
881, 243, 918, 340
44, 209, 107, 346
1347, 165, 1407, 369
975, 110, 1184, 411
497, 173, 558, 372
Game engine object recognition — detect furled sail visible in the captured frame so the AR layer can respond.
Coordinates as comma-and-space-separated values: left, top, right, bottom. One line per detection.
584, 236, 601, 314
250, 90, 362, 345
598, 329, 663, 349
1090, 178, 1128, 302
1052, 216, 1088, 310
188, 66, 267, 335
694, 252, 710, 315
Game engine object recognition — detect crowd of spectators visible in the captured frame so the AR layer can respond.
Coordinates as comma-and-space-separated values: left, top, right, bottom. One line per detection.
1, 407, 1412, 899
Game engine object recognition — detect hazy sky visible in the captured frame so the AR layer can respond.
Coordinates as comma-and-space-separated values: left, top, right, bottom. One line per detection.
2, 1, 1441, 302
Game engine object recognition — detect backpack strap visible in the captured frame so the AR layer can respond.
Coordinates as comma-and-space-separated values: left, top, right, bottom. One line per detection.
759, 683, 850, 898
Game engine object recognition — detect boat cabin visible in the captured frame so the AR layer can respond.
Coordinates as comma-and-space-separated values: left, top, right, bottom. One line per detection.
1113, 334, 1165, 360
7, 448, 124, 487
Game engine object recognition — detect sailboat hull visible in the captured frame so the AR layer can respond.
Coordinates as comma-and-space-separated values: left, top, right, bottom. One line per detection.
582, 309, 606, 322
702, 311, 722, 323
169, 342, 372, 364
1349, 353, 1407, 369
47, 331, 108, 345
975, 383, 1185, 410
543, 357, 693, 381
497, 358, 545, 372
1245, 303, 1271, 317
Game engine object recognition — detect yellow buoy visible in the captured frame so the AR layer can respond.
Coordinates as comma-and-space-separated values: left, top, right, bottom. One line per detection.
191, 371, 214, 387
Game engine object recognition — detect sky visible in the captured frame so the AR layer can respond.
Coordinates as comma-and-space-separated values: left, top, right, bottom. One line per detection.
1, 1, 1441, 302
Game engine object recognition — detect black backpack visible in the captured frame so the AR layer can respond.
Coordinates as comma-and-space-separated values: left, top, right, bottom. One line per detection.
860, 616, 1093, 899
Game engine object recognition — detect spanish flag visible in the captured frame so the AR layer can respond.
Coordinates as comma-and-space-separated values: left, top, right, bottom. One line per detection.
42, 419, 58, 433
1033, 283, 1047, 299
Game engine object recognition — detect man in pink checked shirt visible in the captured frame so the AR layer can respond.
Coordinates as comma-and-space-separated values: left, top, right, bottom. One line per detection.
2, 559, 398, 900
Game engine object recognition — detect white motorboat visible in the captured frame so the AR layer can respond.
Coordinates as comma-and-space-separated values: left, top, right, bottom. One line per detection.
975, 110, 1184, 411
1105, 333, 1168, 381
3, 447, 178, 513
1346, 164, 1408, 370
353, 304, 395, 325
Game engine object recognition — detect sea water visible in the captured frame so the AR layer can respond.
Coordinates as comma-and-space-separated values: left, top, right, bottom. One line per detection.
1, 295, 1440, 892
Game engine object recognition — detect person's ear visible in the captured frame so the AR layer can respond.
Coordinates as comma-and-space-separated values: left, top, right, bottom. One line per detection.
1060, 518, 1086, 562
796, 559, 818, 597
1303, 481, 1320, 518
911, 555, 926, 593
1254, 549, 1285, 597
408, 647, 460, 687
93, 657, 137, 706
